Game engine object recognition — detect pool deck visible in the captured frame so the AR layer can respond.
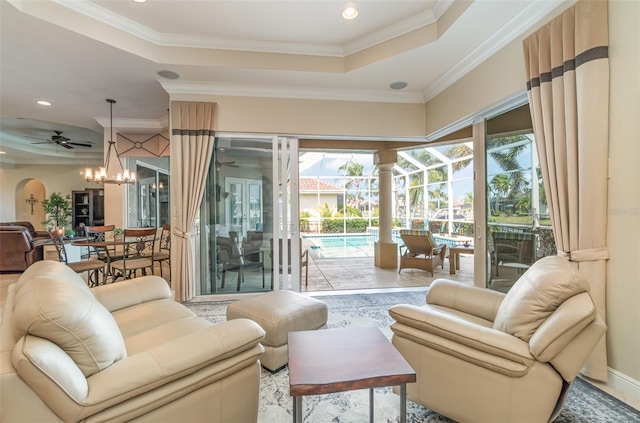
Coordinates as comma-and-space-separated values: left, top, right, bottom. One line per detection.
299, 253, 476, 293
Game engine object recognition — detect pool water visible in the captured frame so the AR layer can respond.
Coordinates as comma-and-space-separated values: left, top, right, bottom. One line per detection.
303, 234, 400, 259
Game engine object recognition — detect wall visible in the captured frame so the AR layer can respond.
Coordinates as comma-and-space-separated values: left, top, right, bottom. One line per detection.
171, 95, 426, 139
606, 0, 640, 390
0, 164, 93, 229
422, 0, 640, 393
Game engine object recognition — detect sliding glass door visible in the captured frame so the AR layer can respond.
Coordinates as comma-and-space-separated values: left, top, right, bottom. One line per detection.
196, 135, 299, 295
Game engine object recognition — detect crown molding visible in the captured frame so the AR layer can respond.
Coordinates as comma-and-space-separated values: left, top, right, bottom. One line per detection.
52, 0, 451, 58
94, 117, 167, 131
422, 0, 570, 102
160, 81, 426, 104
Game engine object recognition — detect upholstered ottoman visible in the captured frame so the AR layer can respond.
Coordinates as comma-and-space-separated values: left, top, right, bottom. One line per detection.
226, 290, 328, 372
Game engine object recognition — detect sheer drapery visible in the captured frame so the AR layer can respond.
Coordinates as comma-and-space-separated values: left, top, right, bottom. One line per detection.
523, 0, 609, 381
169, 102, 216, 301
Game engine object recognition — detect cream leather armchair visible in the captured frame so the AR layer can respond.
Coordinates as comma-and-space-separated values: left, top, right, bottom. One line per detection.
389, 256, 606, 423
1, 260, 266, 422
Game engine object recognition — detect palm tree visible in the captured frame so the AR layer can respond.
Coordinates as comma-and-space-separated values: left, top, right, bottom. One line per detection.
339, 161, 365, 211
490, 174, 511, 214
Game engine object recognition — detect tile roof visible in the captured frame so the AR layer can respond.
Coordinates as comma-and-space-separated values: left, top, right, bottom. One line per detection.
299, 178, 343, 192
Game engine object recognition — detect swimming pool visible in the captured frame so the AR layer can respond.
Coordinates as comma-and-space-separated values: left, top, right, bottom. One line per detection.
303, 234, 398, 258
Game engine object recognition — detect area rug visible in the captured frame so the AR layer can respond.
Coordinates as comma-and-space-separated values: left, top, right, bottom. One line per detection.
184, 291, 640, 423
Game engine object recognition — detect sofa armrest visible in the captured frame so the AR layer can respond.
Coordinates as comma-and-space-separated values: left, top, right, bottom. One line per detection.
13, 319, 265, 422
92, 276, 172, 312
390, 304, 533, 375
529, 292, 599, 362
427, 278, 505, 322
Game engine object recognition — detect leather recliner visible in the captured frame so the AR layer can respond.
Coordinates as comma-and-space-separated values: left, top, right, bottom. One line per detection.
0, 224, 49, 272
389, 255, 606, 423
1, 260, 266, 422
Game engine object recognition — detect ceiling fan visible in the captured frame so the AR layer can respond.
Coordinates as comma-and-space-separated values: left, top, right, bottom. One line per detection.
27, 130, 93, 149
215, 159, 240, 169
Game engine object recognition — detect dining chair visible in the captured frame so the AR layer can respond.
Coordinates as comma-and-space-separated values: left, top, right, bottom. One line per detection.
48, 230, 105, 287
153, 224, 171, 279
217, 236, 265, 291
109, 227, 156, 281
84, 224, 116, 260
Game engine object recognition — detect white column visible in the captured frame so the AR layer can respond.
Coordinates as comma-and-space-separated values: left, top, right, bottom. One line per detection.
378, 162, 394, 243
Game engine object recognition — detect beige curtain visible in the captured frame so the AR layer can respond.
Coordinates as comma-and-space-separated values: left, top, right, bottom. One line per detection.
169, 102, 217, 301
523, 0, 609, 381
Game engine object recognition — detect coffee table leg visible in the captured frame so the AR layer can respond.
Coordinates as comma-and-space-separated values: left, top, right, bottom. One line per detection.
369, 388, 374, 423
400, 383, 407, 423
293, 396, 302, 423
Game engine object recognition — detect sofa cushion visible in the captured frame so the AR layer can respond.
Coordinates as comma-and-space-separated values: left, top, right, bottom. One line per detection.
493, 256, 590, 342
15, 260, 92, 296
13, 263, 126, 377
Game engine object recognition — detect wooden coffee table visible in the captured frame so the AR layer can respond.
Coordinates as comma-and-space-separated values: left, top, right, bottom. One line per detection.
449, 245, 474, 274
288, 326, 416, 423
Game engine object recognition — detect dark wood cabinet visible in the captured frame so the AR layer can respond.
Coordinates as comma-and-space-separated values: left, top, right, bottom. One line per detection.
72, 189, 105, 234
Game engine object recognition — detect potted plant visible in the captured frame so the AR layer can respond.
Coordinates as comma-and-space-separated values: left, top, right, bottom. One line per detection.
113, 227, 125, 242
41, 192, 72, 231
64, 229, 76, 239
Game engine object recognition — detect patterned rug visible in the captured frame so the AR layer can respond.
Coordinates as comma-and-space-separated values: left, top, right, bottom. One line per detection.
184, 291, 640, 423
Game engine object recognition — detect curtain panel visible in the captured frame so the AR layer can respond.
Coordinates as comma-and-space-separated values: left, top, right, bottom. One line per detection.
523, 0, 609, 381
169, 102, 217, 301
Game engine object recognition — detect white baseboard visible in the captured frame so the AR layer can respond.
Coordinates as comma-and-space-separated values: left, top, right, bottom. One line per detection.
607, 367, 640, 402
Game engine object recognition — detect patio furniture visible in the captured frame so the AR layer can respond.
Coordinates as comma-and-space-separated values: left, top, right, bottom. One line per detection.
217, 235, 265, 290
227, 290, 327, 372
270, 238, 309, 287
49, 229, 105, 286
398, 230, 447, 277
493, 231, 536, 276
389, 256, 606, 423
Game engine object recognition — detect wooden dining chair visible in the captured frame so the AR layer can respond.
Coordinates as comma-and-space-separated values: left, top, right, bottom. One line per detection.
153, 224, 171, 279
84, 224, 116, 260
48, 230, 105, 287
109, 227, 156, 281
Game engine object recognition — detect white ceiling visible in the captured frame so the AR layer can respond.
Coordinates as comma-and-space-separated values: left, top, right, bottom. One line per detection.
0, 0, 570, 165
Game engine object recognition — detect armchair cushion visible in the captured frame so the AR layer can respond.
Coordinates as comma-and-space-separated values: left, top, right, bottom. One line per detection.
492, 256, 590, 342
13, 271, 127, 377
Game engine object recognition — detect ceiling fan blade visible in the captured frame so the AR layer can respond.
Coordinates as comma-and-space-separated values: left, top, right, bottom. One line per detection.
68, 142, 92, 147
60, 142, 74, 149
30, 141, 53, 145
26, 135, 49, 141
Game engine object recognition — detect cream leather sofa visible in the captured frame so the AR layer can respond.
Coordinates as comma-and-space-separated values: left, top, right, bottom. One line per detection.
1, 260, 266, 422
389, 256, 606, 423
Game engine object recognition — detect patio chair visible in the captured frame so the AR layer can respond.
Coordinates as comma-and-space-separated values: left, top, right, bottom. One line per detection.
493, 231, 536, 276
270, 238, 309, 287
398, 229, 447, 276
217, 236, 265, 291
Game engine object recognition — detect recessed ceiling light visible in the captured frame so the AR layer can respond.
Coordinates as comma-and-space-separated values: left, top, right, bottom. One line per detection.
157, 70, 180, 80
390, 81, 408, 90
133, 0, 146, 3
342, 5, 359, 20
36, 100, 52, 106
0, 151, 6, 155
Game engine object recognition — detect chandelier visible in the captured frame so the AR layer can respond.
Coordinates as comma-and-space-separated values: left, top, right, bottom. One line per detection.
84, 99, 136, 185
